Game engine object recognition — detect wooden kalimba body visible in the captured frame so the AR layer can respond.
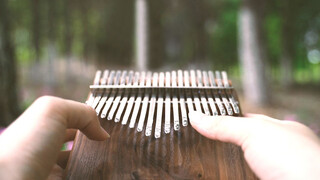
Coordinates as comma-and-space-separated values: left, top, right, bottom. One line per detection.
65, 70, 257, 179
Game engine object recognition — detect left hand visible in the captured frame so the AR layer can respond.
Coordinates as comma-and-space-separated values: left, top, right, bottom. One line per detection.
0, 96, 110, 180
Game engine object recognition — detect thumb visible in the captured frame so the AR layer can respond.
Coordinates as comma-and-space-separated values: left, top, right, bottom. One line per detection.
189, 111, 255, 147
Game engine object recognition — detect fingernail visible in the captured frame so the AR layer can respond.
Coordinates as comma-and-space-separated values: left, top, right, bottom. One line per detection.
101, 127, 110, 139
189, 111, 206, 126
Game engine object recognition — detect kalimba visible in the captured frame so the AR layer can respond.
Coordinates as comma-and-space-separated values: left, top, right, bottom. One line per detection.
66, 70, 257, 179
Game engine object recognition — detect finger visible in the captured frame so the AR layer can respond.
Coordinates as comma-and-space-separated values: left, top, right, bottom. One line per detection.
47, 164, 64, 180
57, 151, 71, 169
34, 96, 110, 141
245, 113, 270, 119
0, 96, 110, 180
64, 129, 77, 142
189, 111, 255, 146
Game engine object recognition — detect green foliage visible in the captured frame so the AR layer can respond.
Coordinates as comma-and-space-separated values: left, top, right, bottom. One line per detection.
2, 0, 320, 84
210, 0, 239, 68
265, 14, 281, 64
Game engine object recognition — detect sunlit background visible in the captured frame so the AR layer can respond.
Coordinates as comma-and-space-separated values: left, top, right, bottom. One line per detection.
0, 0, 319, 135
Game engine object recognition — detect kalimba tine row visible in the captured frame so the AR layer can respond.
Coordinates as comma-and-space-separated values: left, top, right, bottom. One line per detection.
86, 70, 241, 138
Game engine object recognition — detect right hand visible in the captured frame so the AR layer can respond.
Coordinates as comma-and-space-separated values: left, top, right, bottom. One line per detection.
189, 111, 320, 180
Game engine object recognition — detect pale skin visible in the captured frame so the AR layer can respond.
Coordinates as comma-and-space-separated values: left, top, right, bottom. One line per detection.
0, 96, 319, 180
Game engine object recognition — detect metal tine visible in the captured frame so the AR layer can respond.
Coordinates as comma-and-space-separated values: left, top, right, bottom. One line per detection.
164, 72, 171, 134
87, 70, 102, 106
96, 70, 115, 116
221, 71, 240, 114
208, 71, 226, 115
155, 72, 164, 138
114, 71, 134, 121
190, 70, 202, 112
108, 71, 127, 121
145, 73, 158, 136
178, 70, 188, 126
129, 71, 146, 128
91, 70, 110, 109
203, 71, 218, 116
172, 71, 180, 131
197, 70, 211, 115
101, 71, 122, 118
184, 71, 194, 119
215, 71, 233, 115
122, 72, 140, 124
137, 72, 152, 132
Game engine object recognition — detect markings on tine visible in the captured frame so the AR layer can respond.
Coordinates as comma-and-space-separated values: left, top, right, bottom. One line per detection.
178, 70, 188, 126
164, 72, 171, 134
145, 73, 159, 136
208, 71, 226, 115
216, 71, 233, 115
222, 71, 240, 114
172, 71, 180, 131
155, 72, 164, 138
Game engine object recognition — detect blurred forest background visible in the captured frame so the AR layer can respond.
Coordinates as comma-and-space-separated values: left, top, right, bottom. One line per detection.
0, 0, 319, 134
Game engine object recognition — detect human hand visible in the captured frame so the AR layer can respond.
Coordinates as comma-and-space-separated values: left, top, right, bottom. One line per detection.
189, 112, 320, 180
0, 96, 109, 180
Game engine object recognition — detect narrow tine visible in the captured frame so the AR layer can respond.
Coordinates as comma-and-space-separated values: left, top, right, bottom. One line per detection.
129, 71, 146, 128
222, 71, 240, 114
96, 70, 115, 116
172, 71, 180, 131
164, 72, 171, 134
178, 70, 188, 126
216, 71, 233, 115
190, 70, 202, 112
107, 71, 127, 121
145, 73, 158, 136
197, 70, 210, 115
114, 71, 134, 121
184, 71, 194, 119
203, 71, 218, 116
101, 71, 122, 119
208, 71, 226, 115
155, 72, 164, 138
87, 70, 102, 106
91, 70, 110, 109
122, 72, 140, 124
137, 71, 152, 132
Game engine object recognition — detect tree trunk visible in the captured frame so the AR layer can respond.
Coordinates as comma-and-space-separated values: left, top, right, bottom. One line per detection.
46, 0, 57, 88
148, 1, 165, 69
135, 0, 148, 71
280, 1, 294, 88
0, 0, 20, 126
64, 0, 73, 81
32, 0, 41, 62
80, 0, 90, 62
188, 0, 207, 63
238, 0, 270, 106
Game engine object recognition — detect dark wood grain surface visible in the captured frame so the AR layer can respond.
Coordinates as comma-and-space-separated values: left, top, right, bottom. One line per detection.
65, 118, 257, 180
